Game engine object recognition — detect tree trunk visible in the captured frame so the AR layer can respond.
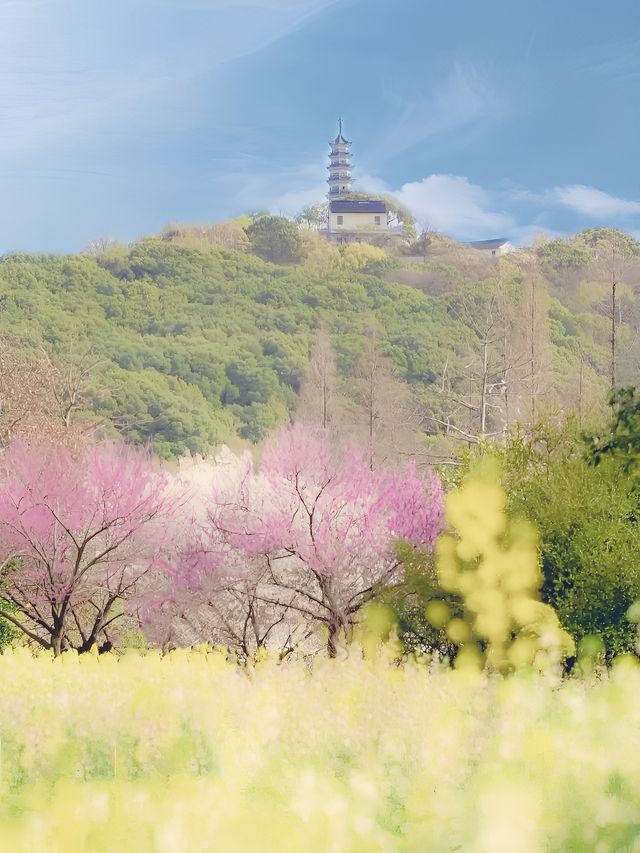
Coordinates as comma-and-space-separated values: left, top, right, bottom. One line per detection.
480, 340, 489, 434
611, 277, 617, 390
609, 239, 617, 391
530, 278, 536, 423
327, 618, 350, 658
52, 633, 63, 657
325, 597, 351, 658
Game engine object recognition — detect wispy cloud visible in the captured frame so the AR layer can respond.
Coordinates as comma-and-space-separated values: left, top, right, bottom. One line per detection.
368, 62, 503, 163
514, 182, 640, 220
0, 0, 342, 158
234, 0, 339, 10
221, 159, 326, 216
577, 41, 640, 82
551, 184, 640, 218
143, 0, 335, 9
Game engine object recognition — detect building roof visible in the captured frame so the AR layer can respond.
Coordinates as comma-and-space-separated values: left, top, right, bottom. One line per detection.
468, 238, 510, 249
331, 118, 351, 146
330, 200, 387, 213
331, 133, 350, 145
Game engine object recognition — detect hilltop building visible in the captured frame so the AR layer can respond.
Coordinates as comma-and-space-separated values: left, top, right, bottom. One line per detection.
327, 120, 354, 200
468, 238, 513, 257
325, 121, 388, 244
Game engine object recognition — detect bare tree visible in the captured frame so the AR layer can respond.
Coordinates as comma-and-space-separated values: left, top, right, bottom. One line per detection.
160, 221, 250, 252
425, 278, 534, 446
297, 325, 339, 430
39, 342, 105, 429
82, 236, 119, 257
0, 338, 105, 448
151, 566, 316, 662
584, 228, 640, 389
414, 218, 436, 263
347, 328, 421, 469
510, 261, 553, 424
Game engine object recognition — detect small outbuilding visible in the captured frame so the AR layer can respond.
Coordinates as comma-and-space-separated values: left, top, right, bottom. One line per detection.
468, 238, 514, 256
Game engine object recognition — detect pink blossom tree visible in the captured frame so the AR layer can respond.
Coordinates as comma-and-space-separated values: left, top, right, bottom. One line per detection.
154, 424, 444, 657
0, 441, 178, 655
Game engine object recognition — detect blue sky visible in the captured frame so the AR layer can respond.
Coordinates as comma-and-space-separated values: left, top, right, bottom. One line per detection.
1, 0, 639, 252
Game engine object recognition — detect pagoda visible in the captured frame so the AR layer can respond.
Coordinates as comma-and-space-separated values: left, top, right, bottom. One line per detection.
326, 120, 388, 243
327, 118, 354, 198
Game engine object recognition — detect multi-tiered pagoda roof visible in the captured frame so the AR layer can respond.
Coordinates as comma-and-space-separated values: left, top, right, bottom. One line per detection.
327, 119, 354, 198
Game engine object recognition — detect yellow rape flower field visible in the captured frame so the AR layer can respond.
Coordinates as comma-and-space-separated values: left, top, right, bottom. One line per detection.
0, 647, 639, 852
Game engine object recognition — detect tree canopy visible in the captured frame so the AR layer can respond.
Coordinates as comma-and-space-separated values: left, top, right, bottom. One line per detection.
0, 225, 637, 458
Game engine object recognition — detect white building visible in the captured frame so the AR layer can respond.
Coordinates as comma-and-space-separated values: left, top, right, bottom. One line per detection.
328, 199, 388, 241
468, 238, 514, 256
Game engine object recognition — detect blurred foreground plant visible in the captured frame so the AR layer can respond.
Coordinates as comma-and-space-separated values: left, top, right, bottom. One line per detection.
0, 647, 638, 851
432, 418, 640, 659
430, 471, 575, 671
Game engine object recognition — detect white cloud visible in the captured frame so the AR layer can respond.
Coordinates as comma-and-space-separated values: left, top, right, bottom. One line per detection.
551, 184, 640, 218
235, 167, 640, 248
265, 171, 519, 241
268, 171, 516, 241
393, 174, 513, 238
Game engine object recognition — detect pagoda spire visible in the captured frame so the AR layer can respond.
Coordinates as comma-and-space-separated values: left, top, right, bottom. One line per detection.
327, 119, 353, 199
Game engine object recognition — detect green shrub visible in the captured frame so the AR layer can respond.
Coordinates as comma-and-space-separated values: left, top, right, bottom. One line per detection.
488, 423, 640, 658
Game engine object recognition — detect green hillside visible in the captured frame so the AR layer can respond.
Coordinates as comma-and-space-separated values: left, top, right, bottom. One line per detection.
0, 224, 637, 457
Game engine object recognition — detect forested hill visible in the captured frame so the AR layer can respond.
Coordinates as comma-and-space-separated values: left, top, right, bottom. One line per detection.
0, 226, 637, 457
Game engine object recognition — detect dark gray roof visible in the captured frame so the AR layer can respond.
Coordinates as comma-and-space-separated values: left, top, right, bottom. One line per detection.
331, 133, 351, 145
468, 238, 509, 249
331, 118, 350, 146
330, 200, 387, 213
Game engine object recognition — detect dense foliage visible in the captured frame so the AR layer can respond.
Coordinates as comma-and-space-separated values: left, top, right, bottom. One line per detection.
2, 225, 637, 457
246, 214, 303, 264
588, 386, 640, 473
496, 426, 640, 659
434, 419, 640, 660
0, 240, 465, 455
